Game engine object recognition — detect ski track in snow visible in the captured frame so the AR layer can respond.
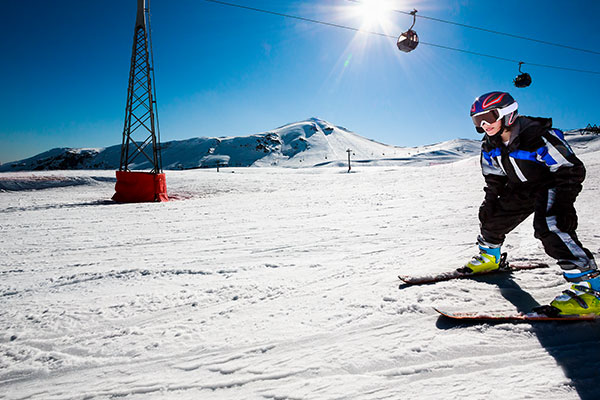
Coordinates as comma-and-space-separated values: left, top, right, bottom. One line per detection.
1, 153, 600, 399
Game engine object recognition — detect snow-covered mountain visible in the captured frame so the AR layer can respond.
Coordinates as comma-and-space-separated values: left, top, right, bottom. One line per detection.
3, 119, 599, 173
0, 118, 481, 171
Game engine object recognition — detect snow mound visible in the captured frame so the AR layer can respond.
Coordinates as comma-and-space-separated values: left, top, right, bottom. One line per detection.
0, 174, 114, 191
563, 130, 600, 153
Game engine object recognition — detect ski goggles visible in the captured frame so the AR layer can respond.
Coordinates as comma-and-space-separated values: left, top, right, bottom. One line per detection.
471, 109, 501, 127
471, 102, 519, 128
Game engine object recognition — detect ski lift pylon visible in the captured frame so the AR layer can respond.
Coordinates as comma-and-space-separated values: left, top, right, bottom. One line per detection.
514, 62, 532, 88
397, 9, 419, 53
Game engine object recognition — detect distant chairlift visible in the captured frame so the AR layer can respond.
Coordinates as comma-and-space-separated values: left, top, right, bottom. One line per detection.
397, 9, 419, 53
513, 62, 532, 88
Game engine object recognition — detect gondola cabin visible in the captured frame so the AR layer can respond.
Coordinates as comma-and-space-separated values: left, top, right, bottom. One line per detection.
397, 29, 419, 53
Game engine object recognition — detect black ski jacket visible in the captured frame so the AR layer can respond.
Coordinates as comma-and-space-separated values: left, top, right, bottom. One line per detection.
480, 116, 585, 205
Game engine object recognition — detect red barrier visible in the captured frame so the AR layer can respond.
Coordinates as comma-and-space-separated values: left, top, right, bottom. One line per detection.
112, 171, 168, 203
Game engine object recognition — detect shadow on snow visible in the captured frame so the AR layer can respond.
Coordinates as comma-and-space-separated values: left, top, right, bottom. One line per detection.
435, 273, 600, 400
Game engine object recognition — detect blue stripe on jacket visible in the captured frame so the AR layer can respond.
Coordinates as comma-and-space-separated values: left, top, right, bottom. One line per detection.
482, 148, 501, 166
482, 146, 557, 167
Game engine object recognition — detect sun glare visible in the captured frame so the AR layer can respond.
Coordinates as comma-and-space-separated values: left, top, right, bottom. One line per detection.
357, 0, 392, 29
318, 0, 411, 85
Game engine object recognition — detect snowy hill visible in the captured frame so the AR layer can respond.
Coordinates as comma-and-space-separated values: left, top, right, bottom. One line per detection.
0, 118, 481, 171
562, 129, 600, 153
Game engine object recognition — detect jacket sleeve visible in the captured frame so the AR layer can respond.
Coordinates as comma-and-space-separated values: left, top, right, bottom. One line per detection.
537, 129, 586, 203
480, 149, 508, 201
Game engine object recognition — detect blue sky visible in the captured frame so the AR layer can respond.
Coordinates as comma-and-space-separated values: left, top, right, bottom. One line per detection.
1, 0, 599, 164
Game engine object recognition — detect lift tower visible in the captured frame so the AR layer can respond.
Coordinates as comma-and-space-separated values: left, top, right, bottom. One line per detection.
113, 0, 168, 202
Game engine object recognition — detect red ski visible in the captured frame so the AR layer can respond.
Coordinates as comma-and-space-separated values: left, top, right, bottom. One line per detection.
434, 307, 599, 322
399, 254, 549, 286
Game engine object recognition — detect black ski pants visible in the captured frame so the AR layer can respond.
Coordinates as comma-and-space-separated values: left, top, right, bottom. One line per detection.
480, 187, 594, 271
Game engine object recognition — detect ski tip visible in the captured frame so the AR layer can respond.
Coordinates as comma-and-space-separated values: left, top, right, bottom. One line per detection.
433, 307, 469, 319
398, 275, 420, 285
433, 307, 453, 317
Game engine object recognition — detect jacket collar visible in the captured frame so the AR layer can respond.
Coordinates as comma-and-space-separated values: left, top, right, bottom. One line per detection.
485, 116, 552, 150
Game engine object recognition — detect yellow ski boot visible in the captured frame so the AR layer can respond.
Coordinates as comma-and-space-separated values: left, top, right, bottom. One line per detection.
550, 275, 600, 316
464, 244, 502, 273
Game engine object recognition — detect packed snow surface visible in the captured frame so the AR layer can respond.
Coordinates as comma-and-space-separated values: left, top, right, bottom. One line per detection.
1, 136, 600, 399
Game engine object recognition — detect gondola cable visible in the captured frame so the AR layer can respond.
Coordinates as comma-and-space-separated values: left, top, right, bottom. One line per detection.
346, 0, 600, 56
201, 0, 600, 76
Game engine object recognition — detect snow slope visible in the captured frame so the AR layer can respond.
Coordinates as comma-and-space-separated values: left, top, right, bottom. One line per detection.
1, 141, 600, 399
0, 118, 481, 171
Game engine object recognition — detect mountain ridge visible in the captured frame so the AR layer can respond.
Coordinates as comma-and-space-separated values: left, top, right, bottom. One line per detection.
2, 118, 597, 172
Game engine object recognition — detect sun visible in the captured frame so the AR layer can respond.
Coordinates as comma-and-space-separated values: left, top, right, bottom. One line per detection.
356, 0, 392, 29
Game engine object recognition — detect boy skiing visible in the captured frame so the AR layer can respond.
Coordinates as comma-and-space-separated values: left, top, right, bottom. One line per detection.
467, 91, 599, 316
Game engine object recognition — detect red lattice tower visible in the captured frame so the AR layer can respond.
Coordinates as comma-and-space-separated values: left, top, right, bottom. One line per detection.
113, 0, 167, 202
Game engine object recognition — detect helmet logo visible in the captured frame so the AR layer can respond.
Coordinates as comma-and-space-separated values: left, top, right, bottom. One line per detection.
471, 103, 476, 113
507, 111, 517, 125
482, 93, 506, 109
